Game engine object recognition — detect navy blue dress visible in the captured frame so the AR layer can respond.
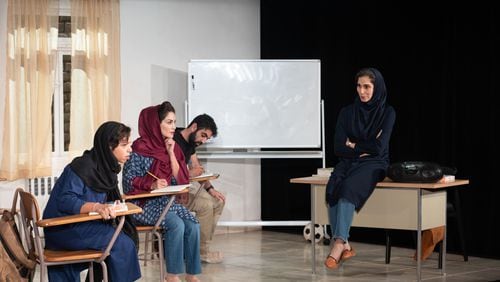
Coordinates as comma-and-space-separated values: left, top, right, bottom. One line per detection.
43, 166, 141, 282
326, 105, 396, 210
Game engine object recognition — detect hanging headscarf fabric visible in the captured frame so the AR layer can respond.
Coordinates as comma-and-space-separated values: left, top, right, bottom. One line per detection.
131, 105, 169, 162
69, 121, 122, 193
132, 105, 189, 184
351, 67, 387, 141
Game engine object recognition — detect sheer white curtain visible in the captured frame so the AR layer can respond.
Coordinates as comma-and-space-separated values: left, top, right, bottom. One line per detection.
69, 0, 121, 153
0, 0, 59, 180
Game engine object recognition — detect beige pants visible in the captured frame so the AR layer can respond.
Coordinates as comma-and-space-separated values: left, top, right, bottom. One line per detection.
187, 183, 225, 255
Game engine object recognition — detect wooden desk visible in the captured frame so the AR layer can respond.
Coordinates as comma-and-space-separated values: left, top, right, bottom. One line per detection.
290, 176, 469, 281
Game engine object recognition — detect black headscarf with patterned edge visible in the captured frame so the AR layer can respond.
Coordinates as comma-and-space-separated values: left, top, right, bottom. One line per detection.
351, 67, 387, 141
69, 121, 123, 193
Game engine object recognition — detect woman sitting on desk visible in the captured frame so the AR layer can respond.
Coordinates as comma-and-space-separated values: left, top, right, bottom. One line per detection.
324, 68, 396, 269
43, 121, 141, 281
123, 101, 201, 282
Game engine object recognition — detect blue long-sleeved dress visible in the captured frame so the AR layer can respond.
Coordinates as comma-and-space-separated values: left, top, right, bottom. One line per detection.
43, 166, 141, 282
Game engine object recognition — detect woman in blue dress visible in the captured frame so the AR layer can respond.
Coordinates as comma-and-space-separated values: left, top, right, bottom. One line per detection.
43, 121, 141, 281
324, 68, 396, 269
122, 101, 201, 282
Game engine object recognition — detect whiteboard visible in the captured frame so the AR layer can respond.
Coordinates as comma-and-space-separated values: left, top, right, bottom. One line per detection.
188, 60, 321, 149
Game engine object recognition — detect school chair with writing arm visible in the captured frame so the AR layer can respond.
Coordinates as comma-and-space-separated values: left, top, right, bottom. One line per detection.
18, 189, 141, 282
122, 186, 189, 282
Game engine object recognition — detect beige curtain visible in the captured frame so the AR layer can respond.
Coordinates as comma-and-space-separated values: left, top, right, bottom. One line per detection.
0, 0, 59, 180
69, 0, 121, 153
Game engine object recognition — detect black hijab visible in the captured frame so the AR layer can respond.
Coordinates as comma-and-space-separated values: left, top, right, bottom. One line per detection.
351, 67, 387, 140
69, 121, 122, 193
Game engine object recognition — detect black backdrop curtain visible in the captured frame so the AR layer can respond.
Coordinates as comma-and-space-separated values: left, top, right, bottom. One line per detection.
260, 1, 500, 259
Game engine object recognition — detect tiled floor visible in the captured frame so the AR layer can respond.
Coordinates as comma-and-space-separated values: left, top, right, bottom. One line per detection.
35, 230, 500, 281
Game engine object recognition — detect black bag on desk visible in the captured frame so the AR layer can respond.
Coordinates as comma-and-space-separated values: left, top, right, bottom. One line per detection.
387, 161, 444, 183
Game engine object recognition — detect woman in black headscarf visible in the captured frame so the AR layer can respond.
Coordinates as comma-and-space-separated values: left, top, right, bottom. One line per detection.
324, 68, 396, 269
43, 121, 141, 281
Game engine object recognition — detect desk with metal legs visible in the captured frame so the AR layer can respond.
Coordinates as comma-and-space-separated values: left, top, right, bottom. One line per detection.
290, 176, 469, 281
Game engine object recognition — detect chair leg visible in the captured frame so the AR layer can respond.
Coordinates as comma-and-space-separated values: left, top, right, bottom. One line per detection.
156, 231, 165, 282
89, 262, 94, 282
100, 261, 108, 282
385, 229, 391, 264
40, 265, 46, 282
144, 232, 150, 266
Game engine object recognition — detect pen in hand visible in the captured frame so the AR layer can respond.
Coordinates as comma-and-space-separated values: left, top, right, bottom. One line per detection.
147, 171, 168, 190
147, 171, 160, 180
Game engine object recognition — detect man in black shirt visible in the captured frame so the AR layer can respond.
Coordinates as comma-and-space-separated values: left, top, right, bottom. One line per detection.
173, 114, 225, 263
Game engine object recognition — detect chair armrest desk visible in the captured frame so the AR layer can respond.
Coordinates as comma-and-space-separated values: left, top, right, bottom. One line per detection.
37, 203, 142, 227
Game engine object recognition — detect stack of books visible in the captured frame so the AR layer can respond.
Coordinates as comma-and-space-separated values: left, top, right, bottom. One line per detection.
316, 167, 334, 177
438, 175, 455, 183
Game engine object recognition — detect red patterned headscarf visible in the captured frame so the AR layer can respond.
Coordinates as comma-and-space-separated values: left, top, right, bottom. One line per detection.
132, 104, 189, 184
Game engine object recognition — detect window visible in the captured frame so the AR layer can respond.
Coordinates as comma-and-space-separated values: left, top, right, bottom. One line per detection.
52, 16, 71, 155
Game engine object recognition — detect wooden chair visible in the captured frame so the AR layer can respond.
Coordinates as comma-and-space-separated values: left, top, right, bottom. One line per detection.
136, 225, 161, 266
122, 186, 190, 282
18, 189, 142, 282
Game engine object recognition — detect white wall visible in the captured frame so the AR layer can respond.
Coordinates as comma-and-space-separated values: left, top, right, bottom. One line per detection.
120, 0, 261, 222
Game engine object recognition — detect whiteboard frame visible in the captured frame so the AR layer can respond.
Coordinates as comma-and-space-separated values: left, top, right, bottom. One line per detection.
187, 59, 322, 149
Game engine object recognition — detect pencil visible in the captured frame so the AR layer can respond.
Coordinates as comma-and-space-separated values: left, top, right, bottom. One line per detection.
147, 171, 160, 180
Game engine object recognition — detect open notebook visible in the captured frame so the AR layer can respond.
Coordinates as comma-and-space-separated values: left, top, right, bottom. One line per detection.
89, 201, 128, 215
151, 184, 191, 193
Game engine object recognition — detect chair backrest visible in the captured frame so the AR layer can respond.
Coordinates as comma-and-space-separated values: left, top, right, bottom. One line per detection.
18, 191, 45, 266
0, 188, 37, 280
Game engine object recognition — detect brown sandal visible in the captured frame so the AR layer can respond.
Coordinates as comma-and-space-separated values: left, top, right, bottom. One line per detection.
324, 255, 341, 269
341, 247, 356, 260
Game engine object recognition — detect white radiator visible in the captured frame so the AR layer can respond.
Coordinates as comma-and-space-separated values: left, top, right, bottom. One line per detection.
27, 176, 57, 211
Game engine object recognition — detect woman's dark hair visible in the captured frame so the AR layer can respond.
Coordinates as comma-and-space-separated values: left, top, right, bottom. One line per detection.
157, 101, 176, 122
188, 114, 218, 138
108, 123, 131, 150
355, 68, 376, 84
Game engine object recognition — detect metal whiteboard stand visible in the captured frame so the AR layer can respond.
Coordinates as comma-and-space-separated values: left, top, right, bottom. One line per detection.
194, 99, 326, 229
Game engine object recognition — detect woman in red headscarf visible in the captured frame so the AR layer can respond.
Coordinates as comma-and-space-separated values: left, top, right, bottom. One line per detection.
123, 102, 201, 282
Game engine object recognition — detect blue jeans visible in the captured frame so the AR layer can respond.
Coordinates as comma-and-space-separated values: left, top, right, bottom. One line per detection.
163, 211, 201, 275
328, 198, 355, 243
